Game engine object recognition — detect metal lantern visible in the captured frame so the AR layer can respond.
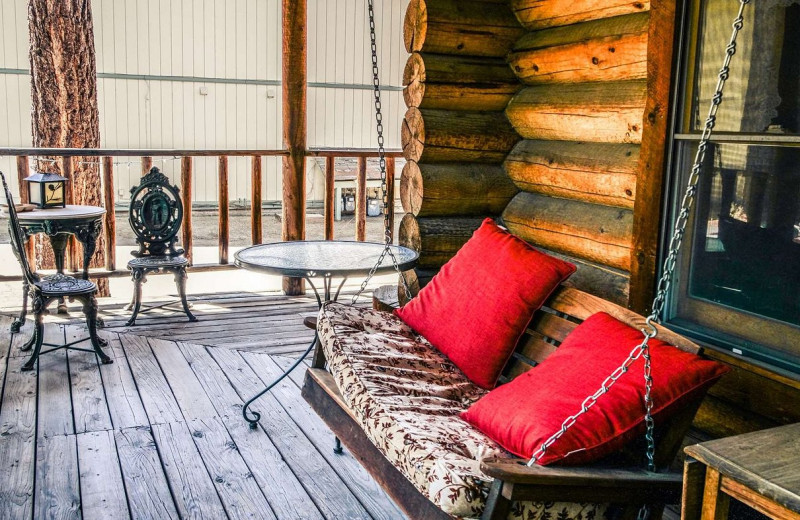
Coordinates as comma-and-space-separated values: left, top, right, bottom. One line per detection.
25, 172, 67, 209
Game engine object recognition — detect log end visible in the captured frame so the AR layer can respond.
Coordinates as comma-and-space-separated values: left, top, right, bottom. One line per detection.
400, 161, 424, 216
403, 0, 427, 53
401, 107, 425, 162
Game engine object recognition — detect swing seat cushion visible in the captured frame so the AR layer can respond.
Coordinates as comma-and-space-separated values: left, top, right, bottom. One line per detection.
395, 218, 576, 389
461, 312, 730, 466
317, 301, 607, 519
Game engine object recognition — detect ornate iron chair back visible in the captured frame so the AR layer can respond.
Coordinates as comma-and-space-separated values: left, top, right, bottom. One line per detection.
1, 172, 39, 286
128, 167, 184, 258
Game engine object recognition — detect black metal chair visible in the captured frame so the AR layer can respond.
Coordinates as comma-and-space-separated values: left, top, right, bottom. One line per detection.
1, 171, 112, 371
125, 167, 196, 326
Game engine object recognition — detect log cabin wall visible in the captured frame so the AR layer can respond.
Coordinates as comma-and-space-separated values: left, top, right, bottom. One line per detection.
399, 0, 524, 289
501, 0, 657, 307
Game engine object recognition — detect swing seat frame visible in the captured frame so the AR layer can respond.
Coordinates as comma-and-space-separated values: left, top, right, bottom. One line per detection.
301, 285, 708, 520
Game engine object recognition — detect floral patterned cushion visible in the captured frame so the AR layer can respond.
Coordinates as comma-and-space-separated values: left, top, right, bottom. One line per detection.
317, 302, 608, 520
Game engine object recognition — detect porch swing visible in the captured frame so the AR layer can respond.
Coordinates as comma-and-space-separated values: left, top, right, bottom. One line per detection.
302, 1, 750, 519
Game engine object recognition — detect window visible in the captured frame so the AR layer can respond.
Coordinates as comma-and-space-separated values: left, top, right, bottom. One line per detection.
666, 0, 800, 374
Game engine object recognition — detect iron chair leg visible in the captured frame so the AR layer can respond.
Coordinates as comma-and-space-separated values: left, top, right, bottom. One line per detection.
126, 269, 144, 326
11, 279, 28, 333
82, 295, 112, 364
174, 266, 197, 322
21, 296, 45, 372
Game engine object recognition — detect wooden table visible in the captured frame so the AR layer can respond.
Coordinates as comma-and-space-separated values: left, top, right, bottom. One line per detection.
11, 204, 106, 331
682, 423, 800, 520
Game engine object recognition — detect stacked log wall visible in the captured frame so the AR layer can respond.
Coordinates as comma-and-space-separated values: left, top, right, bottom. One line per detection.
399, 0, 524, 288
500, 1, 661, 306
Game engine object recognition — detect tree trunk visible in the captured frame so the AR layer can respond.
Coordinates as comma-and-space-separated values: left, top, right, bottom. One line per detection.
28, 0, 108, 295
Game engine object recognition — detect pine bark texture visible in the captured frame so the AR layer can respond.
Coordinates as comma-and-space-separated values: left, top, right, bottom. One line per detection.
28, 0, 108, 294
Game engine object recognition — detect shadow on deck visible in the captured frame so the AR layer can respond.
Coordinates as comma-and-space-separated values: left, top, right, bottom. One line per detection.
0, 289, 404, 520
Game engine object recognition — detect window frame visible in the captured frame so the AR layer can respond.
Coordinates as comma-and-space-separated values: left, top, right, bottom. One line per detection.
661, 0, 800, 378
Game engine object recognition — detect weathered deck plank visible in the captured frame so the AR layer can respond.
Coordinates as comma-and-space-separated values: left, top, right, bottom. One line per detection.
176, 341, 324, 520
150, 421, 228, 520
76, 430, 131, 520
120, 334, 184, 425
34, 434, 80, 520
251, 352, 409, 520
66, 326, 113, 434
208, 346, 373, 519
0, 323, 37, 520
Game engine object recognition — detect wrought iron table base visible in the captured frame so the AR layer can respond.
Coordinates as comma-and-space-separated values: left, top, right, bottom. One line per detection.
242, 275, 347, 432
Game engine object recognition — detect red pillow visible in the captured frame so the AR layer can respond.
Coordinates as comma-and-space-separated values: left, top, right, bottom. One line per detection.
461, 312, 729, 465
394, 218, 576, 389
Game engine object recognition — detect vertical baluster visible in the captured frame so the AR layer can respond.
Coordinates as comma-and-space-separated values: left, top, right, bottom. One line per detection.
356, 156, 367, 241
324, 156, 335, 240
385, 157, 395, 243
218, 156, 229, 264
102, 156, 116, 271
63, 156, 79, 272
15, 156, 36, 268
251, 155, 263, 245
141, 156, 153, 175
181, 156, 193, 265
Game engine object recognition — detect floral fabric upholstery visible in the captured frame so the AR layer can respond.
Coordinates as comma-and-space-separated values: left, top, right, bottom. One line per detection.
317, 302, 608, 520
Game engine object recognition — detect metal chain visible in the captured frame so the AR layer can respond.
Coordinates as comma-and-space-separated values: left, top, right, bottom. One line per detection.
352, 0, 412, 303
528, 0, 750, 481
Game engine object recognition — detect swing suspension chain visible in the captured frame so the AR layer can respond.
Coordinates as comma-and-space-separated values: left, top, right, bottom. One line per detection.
527, 0, 750, 491
353, 0, 412, 303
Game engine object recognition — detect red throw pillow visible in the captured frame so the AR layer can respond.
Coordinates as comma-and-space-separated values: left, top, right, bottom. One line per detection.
461, 312, 729, 465
394, 218, 576, 389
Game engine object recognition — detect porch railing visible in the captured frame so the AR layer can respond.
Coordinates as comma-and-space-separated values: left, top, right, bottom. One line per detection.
0, 147, 401, 283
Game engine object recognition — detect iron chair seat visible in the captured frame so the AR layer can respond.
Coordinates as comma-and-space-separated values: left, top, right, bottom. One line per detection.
37, 273, 97, 294
125, 167, 197, 326
1, 171, 112, 372
128, 255, 189, 269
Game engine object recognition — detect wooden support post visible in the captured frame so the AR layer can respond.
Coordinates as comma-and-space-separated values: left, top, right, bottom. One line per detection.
282, 0, 307, 295
181, 157, 193, 265
102, 156, 116, 271
16, 156, 35, 267
218, 156, 229, 265
324, 156, 335, 240
63, 156, 79, 272
251, 155, 263, 245
356, 157, 367, 241
141, 156, 153, 175
628, 0, 678, 313
385, 157, 395, 243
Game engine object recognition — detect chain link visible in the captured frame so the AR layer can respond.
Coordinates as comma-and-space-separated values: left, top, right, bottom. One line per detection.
527, 0, 750, 471
352, 0, 412, 303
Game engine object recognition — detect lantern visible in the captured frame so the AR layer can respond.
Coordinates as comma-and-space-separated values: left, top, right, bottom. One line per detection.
25, 172, 67, 209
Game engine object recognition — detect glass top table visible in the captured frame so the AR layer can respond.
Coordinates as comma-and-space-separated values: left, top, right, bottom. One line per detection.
234, 240, 419, 303
234, 240, 418, 430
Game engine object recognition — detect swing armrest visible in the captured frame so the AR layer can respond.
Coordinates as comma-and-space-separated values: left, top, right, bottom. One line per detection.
480, 458, 683, 501
304, 316, 318, 330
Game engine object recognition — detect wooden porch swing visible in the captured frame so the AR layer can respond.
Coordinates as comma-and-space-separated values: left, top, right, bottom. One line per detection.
300, 1, 752, 519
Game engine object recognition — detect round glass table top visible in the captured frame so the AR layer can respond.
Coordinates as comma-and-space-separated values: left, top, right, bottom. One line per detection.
234, 240, 419, 278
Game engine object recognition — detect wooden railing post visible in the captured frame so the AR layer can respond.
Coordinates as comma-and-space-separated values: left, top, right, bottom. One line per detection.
282, 0, 307, 295
141, 156, 153, 175
218, 156, 229, 264
16, 156, 36, 267
386, 157, 396, 243
102, 156, 116, 271
356, 156, 367, 241
251, 155, 263, 245
324, 156, 335, 240
181, 156, 193, 265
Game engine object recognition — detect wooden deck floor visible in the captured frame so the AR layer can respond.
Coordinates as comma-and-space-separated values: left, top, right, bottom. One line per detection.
0, 291, 406, 520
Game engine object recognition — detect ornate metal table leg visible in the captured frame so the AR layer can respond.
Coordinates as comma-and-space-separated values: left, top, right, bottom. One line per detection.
11, 279, 28, 333
21, 295, 46, 371
83, 294, 112, 364
174, 266, 198, 322
74, 218, 102, 281
243, 332, 318, 429
48, 233, 71, 314
126, 269, 144, 326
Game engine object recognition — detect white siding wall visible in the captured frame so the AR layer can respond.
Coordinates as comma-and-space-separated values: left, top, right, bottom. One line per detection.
0, 0, 409, 203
